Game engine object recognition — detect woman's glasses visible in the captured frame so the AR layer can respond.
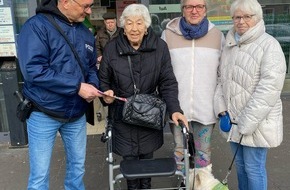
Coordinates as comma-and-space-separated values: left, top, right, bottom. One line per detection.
232, 14, 256, 23
183, 4, 206, 12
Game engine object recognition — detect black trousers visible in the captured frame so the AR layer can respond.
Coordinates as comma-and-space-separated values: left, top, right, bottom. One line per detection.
123, 152, 154, 190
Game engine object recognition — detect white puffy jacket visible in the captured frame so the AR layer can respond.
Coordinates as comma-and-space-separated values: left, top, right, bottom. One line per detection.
214, 20, 286, 147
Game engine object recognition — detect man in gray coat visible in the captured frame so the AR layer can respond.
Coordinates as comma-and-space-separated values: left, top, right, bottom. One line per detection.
96, 12, 121, 65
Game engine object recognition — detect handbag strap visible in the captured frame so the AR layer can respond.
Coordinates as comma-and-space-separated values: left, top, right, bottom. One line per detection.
127, 55, 159, 96
127, 56, 139, 94
43, 13, 85, 77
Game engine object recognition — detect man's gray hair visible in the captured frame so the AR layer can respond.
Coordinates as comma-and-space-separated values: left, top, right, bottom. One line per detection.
119, 4, 151, 28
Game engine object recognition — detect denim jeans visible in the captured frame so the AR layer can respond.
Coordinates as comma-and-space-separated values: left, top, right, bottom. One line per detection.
230, 142, 268, 190
170, 121, 214, 168
27, 111, 87, 190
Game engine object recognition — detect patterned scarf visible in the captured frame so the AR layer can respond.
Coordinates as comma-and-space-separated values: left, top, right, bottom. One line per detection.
179, 17, 209, 40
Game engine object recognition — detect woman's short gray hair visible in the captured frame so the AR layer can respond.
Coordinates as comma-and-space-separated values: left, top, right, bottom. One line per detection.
119, 4, 151, 28
180, 0, 208, 11
230, 0, 263, 22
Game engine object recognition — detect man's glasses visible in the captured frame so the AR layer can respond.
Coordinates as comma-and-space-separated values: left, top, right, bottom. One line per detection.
232, 14, 256, 23
71, 0, 94, 12
183, 4, 206, 12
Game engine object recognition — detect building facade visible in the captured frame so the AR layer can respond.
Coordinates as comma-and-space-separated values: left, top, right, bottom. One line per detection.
1, 0, 290, 145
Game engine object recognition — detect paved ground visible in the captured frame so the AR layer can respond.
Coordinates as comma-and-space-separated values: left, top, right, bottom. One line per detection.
0, 95, 289, 190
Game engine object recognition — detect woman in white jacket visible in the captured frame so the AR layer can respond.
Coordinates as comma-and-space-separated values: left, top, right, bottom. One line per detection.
214, 0, 286, 189
161, 0, 224, 174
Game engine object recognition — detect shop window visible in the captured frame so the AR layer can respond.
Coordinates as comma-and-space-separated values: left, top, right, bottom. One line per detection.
148, 0, 290, 74
13, 0, 37, 34
148, 0, 181, 35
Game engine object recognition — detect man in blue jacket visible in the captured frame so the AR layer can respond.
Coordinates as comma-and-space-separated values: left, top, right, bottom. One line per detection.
17, 0, 102, 189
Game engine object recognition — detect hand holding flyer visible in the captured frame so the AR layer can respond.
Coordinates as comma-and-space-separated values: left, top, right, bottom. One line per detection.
98, 90, 127, 102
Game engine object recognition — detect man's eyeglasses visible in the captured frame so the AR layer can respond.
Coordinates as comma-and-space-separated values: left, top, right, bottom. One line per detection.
232, 14, 256, 23
183, 4, 206, 12
71, 0, 94, 12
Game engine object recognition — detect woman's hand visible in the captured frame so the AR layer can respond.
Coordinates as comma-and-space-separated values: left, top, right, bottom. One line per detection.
103, 90, 115, 104
171, 112, 189, 129
219, 111, 227, 116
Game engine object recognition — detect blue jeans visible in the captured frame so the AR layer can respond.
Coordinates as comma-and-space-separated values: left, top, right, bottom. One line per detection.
230, 142, 268, 190
27, 111, 87, 190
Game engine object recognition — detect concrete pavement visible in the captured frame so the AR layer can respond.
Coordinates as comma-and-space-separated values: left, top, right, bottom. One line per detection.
0, 94, 289, 190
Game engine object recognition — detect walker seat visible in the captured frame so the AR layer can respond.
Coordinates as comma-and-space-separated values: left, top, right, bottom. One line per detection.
120, 158, 177, 179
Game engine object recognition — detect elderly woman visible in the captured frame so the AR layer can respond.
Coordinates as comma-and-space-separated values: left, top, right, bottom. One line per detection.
98, 4, 187, 189
214, 0, 286, 189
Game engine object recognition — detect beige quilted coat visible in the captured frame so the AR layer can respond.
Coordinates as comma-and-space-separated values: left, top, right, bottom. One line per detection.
214, 20, 286, 148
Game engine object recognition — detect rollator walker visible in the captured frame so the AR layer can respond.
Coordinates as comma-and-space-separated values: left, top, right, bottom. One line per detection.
101, 119, 192, 190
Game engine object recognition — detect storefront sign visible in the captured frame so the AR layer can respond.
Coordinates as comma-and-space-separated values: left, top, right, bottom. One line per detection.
149, 4, 180, 14
0, 7, 12, 24
0, 6, 16, 57
0, 25, 15, 42
0, 43, 16, 57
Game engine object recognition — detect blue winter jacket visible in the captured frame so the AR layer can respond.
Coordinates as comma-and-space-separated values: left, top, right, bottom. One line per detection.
17, 13, 99, 120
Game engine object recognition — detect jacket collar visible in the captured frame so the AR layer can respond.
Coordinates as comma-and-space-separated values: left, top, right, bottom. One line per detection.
116, 27, 158, 55
36, 0, 72, 24
226, 20, 265, 47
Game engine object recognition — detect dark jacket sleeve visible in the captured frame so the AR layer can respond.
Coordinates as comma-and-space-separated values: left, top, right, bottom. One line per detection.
158, 41, 183, 116
96, 31, 103, 57
98, 44, 112, 92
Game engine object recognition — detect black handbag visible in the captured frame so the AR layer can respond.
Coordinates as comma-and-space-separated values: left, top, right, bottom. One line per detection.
122, 56, 166, 130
